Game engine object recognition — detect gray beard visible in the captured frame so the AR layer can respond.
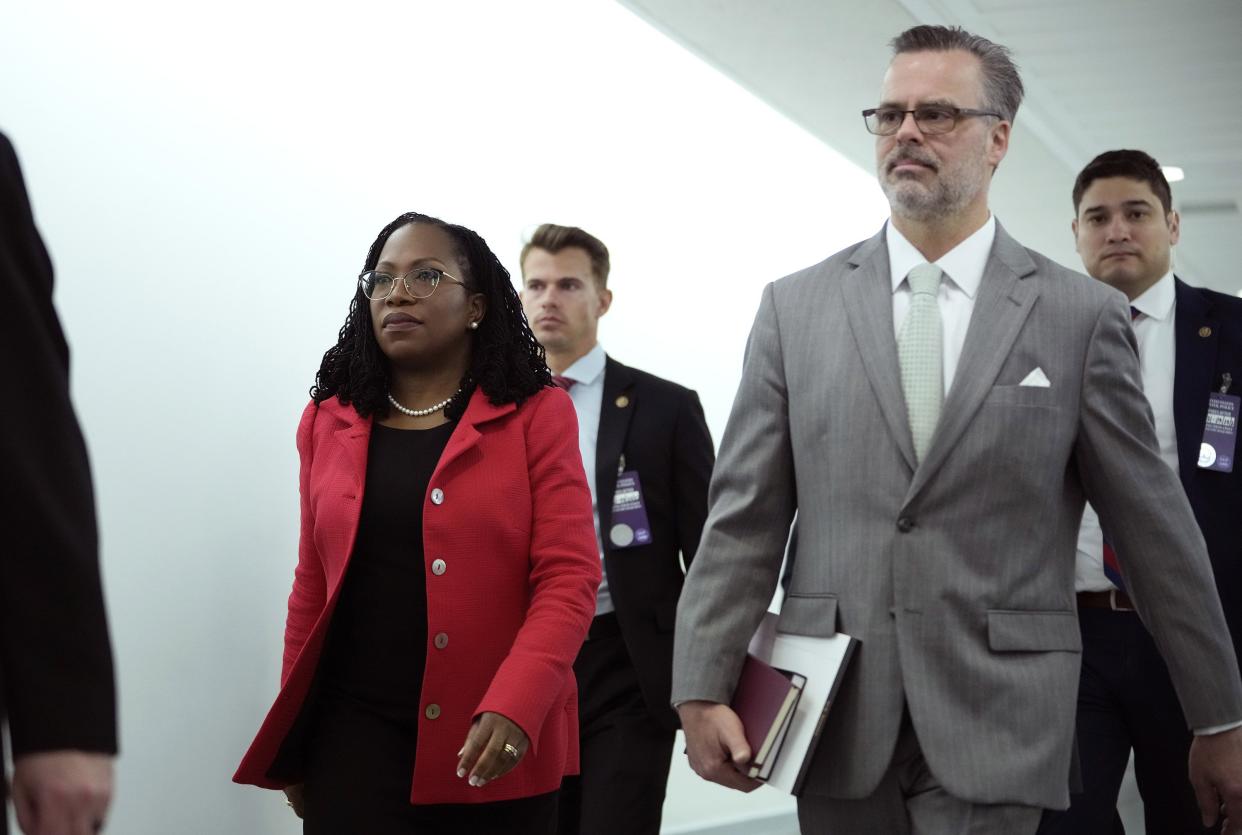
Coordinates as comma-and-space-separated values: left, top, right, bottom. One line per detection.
878, 135, 992, 224
882, 170, 978, 223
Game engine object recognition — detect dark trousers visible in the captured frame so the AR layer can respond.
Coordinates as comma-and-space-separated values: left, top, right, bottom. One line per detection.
302, 695, 558, 835
558, 613, 675, 835
1037, 608, 1219, 835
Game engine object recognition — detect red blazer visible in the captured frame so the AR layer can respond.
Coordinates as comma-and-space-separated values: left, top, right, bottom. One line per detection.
234, 387, 601, 804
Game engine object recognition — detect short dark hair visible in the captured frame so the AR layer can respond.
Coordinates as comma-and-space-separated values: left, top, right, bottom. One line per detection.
520, 223, 611, 288
1072, 149, 1173, 215
890, 25, 1024, 124
310, 212, 550, 419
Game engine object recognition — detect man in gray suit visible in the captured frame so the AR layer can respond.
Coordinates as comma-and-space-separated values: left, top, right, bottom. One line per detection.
673, 24, 1242, 834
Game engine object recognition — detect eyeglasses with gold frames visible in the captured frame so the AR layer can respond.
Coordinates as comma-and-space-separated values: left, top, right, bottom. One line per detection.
358, 267, 470, 301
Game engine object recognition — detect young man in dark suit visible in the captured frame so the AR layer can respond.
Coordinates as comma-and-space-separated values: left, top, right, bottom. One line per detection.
0, 131, 117, 835
1039, 149, 1242, 834
520, 224, 714, 835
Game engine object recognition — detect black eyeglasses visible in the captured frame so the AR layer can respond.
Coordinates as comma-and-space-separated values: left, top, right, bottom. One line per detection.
861, 105, 1003, 136
358, 267, 469, 301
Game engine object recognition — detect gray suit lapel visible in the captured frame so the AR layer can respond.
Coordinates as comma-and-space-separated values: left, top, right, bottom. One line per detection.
843, 227, 918, 473
906, 222, 1040, 503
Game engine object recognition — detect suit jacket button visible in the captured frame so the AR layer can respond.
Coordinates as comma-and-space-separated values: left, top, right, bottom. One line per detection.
434, 632, 449, 649
897, 517, 915, 533
425, 703, 441, 720
430, 488, 444, 505
431, 559, 447, 576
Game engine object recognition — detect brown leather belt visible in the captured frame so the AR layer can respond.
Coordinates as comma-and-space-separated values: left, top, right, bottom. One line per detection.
1076, 589, 1135, 612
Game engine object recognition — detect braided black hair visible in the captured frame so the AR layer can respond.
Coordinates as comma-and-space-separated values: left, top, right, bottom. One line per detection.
310, 212, 551, 420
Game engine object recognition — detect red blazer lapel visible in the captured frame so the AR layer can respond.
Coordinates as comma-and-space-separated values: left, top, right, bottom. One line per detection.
434, 388, 518, 478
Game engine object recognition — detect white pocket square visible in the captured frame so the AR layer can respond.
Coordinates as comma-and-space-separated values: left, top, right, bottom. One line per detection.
1018, 367, 1051, 387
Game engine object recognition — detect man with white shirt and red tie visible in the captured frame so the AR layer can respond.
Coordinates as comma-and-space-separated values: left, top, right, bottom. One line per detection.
518, 223, 714, 835
1038, 150, 1242, 834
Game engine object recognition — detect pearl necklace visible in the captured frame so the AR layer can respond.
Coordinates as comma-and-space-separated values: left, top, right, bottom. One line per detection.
387, 389, 461, 417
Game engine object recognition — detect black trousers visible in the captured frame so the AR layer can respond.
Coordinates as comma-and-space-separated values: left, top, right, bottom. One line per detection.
1037, 608, 1219, 835
558, 613, 675, 835
302, 695, 558, 835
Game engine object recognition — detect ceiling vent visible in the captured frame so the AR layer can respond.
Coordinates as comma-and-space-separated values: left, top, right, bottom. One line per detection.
1179, 201, 1239, 216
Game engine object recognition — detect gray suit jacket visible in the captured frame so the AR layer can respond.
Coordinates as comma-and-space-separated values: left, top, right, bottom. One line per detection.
672, 222, 1242, 809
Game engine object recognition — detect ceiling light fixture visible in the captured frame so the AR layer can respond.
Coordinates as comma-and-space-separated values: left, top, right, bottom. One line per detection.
1162, 166, 1185, 183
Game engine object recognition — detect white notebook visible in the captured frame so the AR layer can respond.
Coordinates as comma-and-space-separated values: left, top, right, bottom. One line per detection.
746, 611, 858, 795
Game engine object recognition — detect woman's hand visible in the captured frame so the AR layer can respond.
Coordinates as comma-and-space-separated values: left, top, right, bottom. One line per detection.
456, 712, 529, 788
283, 784, 306, 818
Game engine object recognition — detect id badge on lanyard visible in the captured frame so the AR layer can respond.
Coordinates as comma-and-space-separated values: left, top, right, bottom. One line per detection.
609, 454, 652, 549
1199, 372, 1238, 473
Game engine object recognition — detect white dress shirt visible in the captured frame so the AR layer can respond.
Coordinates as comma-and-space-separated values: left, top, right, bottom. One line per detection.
887, 215, 996, 394
557, 342, 614, 615
1076, 270, 1179, 593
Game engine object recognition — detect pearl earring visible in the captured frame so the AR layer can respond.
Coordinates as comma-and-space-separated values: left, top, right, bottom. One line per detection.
469, 321, 479, 330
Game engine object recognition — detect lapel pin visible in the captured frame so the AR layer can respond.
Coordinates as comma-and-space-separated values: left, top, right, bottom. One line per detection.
1199, 326, 1213, 338
615, 395, 630, 408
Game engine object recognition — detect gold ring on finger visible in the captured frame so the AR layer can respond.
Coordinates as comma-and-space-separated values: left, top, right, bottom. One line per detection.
503, 743, 519, 759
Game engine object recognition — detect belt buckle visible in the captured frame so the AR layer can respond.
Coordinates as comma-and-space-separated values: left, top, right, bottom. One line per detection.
1109, 588, 1134, 612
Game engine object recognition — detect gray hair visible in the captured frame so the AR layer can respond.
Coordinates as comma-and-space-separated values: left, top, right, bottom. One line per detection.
890, 25, 1024, 123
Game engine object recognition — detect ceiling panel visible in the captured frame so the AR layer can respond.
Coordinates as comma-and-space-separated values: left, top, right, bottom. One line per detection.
618, 0, 1242, 294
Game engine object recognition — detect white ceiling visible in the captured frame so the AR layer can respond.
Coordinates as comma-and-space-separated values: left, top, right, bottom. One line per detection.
617, 0, 1242, 294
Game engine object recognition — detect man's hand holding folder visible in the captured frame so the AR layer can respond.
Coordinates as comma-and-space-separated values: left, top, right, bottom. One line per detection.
679, 612, 858, 795
677, 701, 764, 793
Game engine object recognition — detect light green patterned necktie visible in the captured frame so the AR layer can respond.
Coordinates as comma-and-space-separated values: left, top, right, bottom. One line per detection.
899, 262, 944, 463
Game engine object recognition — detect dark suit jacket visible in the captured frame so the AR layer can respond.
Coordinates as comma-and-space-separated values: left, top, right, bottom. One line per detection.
594, 356, 713, 730
0, 133, 117, 802
1174, 278, 1242, 661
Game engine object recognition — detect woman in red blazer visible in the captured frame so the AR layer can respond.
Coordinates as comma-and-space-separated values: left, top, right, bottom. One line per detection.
234, 212, 600, 834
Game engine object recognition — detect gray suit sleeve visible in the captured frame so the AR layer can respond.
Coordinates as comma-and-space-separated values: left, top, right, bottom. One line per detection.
671, 282, 798, 705
1075, 294, 1242, 728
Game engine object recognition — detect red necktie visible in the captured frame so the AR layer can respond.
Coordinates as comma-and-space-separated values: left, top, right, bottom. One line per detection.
553, 375, 576, 391
1102, 540, 1125, 592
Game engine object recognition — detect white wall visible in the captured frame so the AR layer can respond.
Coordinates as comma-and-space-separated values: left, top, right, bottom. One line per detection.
0, 1, 890, 832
